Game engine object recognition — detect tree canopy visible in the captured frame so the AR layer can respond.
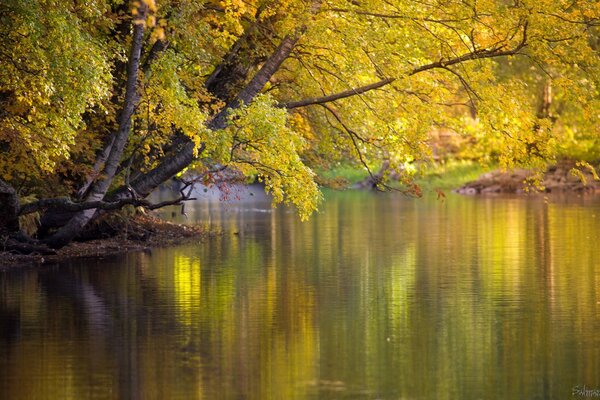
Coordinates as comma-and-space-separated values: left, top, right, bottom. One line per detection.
0, 0, 599, 248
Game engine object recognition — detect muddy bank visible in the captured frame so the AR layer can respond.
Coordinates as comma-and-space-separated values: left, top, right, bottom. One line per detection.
456, 162, 600, 195
0, 214, 210, 269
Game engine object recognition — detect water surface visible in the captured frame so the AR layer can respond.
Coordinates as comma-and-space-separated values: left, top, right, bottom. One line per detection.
1, 190, 600, 399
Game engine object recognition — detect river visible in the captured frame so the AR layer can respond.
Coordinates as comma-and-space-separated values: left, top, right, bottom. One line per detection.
1, 189, 600, 399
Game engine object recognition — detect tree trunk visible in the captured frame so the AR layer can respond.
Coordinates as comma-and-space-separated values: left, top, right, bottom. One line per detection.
204, 30, 258, 103
0, 180, 57, 254
354, 161, 390, 190
112, 34, 302, 202
45, 3, 148, 249
77, 134, 116, 199
42, 22, 302, 248
0, 179, 20, 235
204, 5, 273, 103
537, 81, 552, 119
111, 141, 199, 200
208, 35, 301, 130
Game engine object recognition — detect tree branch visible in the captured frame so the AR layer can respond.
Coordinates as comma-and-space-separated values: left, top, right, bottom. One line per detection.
209, 34, 302, 130
326, 7, 471, 24
319, 104, 377, 181
19, 194, 196, 216
280, 21, 528, 109
409, 30, 527, 74
46, 3, 150, 248
282, 78, 395, 109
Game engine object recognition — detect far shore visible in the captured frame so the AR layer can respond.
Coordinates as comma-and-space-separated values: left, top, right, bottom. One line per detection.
2, 161, 599, 269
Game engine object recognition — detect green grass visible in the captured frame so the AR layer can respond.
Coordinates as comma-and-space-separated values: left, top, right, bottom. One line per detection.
316, 160, 491, 192
413, 160, 491, 191
316, 163, 374, 187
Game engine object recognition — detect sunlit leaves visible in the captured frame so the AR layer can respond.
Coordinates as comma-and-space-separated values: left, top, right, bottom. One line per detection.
0, 0, 112, 179
224, 95, 321, 220
1, 0, 599, 214
135, 49, 209, 166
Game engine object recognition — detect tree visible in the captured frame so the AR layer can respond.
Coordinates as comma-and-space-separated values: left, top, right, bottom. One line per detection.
1, 0, 598, 251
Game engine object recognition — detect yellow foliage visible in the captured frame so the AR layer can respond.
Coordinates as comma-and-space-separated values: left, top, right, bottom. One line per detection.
224, 95, 322, 220
1, 0, 599, 214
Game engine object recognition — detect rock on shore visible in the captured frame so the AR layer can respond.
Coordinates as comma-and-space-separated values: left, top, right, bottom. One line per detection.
456, 162, 600, 195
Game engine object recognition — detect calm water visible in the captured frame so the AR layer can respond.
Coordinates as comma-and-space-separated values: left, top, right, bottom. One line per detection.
1, 189, 600, 399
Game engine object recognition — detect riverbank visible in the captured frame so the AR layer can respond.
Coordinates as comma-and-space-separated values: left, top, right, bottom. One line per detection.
317, 160, 600, 195
317, 160, 489, 191
3, 160, 597, 269
455, 162, 600, 195
0, 214, 209, 269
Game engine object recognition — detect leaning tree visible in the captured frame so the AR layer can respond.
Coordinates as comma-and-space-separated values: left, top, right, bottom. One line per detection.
1, 0, 598, 251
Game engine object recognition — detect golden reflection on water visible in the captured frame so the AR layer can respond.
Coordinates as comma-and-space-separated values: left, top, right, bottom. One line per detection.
1, 192, 600, 399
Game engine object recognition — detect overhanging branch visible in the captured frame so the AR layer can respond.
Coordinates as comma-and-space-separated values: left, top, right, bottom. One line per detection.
282, 77, 395, 109
281, 21, 528, 109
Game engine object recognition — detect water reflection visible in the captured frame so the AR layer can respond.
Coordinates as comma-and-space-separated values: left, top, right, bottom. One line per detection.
1, 191, 600, 399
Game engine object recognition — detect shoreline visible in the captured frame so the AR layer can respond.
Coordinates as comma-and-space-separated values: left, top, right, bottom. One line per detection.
0, 214, 211, 270
455, 162, 600, 195
3, 164, 599, 270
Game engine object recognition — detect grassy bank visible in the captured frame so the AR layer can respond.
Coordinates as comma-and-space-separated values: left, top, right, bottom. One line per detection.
317, 160, 490, 192
413, 160, 491, 191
